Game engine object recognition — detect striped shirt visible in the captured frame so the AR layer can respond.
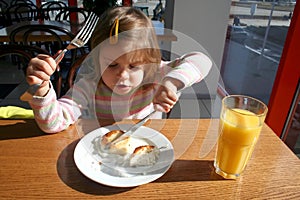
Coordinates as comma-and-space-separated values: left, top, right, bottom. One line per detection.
29, 52, 212, 133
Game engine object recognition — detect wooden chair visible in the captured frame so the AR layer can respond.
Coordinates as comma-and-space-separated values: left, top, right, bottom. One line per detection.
56, 53, 88, 96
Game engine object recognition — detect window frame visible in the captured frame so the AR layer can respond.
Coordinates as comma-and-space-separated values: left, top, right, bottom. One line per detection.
265, 1, 300, 137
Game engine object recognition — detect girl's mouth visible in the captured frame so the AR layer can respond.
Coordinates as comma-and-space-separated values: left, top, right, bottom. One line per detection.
114, 84, 132, 93
116, 84, 130, 88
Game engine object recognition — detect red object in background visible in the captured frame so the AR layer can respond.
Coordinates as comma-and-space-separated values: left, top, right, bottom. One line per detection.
68, 0, 79, 23
68, 0, 77, 7
35, 0, 41, 7
266, 1, 300, 137
35, 0, 78, 7
122, 0, 132, 6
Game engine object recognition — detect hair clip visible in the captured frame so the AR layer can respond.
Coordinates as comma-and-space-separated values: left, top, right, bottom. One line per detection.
109, 18, 119, 44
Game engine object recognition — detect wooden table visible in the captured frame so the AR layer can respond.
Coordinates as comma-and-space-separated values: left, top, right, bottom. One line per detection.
0, 20, 176, 43
0, 119, 299, 199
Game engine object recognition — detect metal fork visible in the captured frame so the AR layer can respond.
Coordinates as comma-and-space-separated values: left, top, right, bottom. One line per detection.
20, 13, 99, 101
54, 13, 99, 62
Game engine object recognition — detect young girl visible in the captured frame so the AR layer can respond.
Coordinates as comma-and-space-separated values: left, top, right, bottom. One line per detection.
26, 7, 212, 133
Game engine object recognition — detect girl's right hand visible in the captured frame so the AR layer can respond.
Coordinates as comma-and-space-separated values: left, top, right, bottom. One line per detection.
26, 54, 57, 97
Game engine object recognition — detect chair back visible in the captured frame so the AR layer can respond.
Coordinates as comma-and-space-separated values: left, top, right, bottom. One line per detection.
0, 0, 8, 27
0, 44, 32, 72
0, 43, 50, 56
6, 3, 38, 24
40, 1, 67, 21
0, 43, 50, 76
0, 44, 63, 97
47, 53, 87, 96
9, 24, 76, 93
9, 24, 73, 53
55, 7, 89, 25
0, 0, 8, 10
66, 53, 88, 89
10, 0, 35, 6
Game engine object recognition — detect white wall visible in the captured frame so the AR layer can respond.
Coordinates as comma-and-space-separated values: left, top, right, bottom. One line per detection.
166, 0, 231, 98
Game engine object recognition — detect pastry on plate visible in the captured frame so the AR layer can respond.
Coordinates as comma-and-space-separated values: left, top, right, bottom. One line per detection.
130, 145, 159, 167
109, 136, 132, 155
101, 130, 125, 146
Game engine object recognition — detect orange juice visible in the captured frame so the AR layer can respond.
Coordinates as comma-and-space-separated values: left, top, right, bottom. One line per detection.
215, 108, 262, 179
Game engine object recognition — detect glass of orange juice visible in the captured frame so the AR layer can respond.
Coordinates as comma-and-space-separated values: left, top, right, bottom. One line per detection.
214, 95, 268, 179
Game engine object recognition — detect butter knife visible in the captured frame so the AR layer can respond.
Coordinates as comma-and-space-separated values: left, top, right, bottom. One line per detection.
111, 88, 183, 143
111, 110, 156, 144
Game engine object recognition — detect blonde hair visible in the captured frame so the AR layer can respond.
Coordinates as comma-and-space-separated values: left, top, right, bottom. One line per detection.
91, 6, 161, 85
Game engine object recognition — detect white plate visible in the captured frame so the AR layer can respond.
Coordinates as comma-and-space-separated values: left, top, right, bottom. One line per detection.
73, 124, 174, 187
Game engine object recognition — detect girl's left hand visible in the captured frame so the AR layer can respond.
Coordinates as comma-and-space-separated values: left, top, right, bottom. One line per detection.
153, 78, 183, 113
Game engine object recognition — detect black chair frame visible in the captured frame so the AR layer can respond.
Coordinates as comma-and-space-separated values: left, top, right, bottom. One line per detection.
9, 24, 75, 58
0, 44, 63, 96
55, 7, 89, 25
5, 2, 39, 24
40, 1, 67, 21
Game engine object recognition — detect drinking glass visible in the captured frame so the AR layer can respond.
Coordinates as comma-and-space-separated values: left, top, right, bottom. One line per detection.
214, 95, 268, 179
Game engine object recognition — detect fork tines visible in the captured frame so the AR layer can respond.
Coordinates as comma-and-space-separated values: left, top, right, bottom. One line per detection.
73, 13, 99, 44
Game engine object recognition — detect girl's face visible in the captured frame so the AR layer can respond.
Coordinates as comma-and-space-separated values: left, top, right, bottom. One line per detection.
101, 51, 145, 95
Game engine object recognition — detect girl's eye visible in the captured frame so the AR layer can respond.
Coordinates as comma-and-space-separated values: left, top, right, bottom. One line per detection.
129, 65, 142, 71
108, 63, 118, 67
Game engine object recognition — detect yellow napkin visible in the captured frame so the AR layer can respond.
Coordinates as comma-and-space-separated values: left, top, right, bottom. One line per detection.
0, 106, 34, 119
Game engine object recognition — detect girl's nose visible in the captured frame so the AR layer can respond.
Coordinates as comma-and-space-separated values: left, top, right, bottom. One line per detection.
117, 67, 130, 79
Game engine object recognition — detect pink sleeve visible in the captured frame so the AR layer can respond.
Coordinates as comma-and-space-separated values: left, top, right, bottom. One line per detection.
160, 52, 212, 88
29, 85, 82, 133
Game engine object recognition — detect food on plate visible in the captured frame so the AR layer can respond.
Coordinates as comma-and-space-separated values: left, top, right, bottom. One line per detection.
100, 130, 160, 167
101, 130, 125, 146
109, 136, 133, 155
130, 145, 159, 167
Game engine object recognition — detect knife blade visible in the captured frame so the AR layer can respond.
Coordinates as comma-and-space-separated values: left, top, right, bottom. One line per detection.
109, 110, 156, 145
